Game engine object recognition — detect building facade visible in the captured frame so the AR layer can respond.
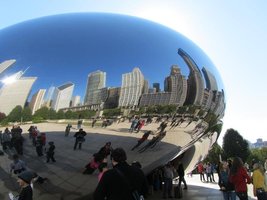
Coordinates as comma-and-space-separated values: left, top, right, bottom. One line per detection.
0, 77, 37, 114
29, 89, 46, 114
51, 82, 74, 111
119, 67, 144, 108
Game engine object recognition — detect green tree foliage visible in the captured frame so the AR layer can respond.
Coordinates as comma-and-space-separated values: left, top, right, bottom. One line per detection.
21, 107, 32, 122
103, 108, 121, 118
7, 105, 23, 122
204, 142, 223, 164
222, 128, 250, 161
247, 147, 267, 164
34, 107, 49, 120
48, 108, 57, 119
65, 110, 73, 119
56, 110, 65, 119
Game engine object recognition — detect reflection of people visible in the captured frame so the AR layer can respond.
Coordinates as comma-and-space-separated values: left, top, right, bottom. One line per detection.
162, 162, 174, 198
73, 129, 86, 150
94, 148, 148, 200
10, 154, 26, 174
46, 141, 56, 163
65, 124, 72, 136
131, 131, 152, 151
252, 162, 267, 200
9, 171, 34, 200
229, 157, 251, 200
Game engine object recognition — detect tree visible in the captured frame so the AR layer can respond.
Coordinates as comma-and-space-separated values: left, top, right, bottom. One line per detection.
204, 142, 223, 164
21, 107, 32, 122
57, 110, 65, 119
34, 107, 49, 120
7, 105, 23, 122
48, 108, 57, 119
103, 108, 121, 118
0, 112, 6, 122
222, 128, 250, 161
65, 110, 73, 119
247, 147, 267, 165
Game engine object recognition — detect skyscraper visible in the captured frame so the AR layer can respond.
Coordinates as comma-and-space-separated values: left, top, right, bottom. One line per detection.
29, 89, 46, 114
0, 77, 37, 114
71, 96, 81, 107
202, 67, 218, 91
0, 59, 16, 75
164, 65, 187, 106
153, 83, 160, 92
84, 70, 106, 105
119, 67, 144, 108
178, 48, 205, 106
51, 82, 74, 111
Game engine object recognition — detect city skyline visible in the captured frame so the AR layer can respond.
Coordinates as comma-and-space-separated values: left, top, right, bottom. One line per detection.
0, 2, 266, 144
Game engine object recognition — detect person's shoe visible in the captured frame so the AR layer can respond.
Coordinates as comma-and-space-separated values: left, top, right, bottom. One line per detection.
183, 187, 188, 190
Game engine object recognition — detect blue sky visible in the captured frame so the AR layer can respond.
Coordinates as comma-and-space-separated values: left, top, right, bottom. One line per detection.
0, 0, 266, 144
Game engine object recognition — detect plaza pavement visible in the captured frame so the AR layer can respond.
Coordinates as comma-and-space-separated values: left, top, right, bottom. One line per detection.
0, 121, 255, 200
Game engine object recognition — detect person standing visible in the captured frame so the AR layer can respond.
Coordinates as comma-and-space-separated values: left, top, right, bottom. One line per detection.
162, 162, 174, 198
35, 136, 44, 157
2, 128, 12, 150
219, 161, 236, 200
197, 162, 206, 182
229, 157, 251, 200
46, 141, 56, 163
9, 171, 34, 200
252, 162, 267, 200
177, 161, 188, 190
65, 124, 72, 136
94, 148, 148, 200
73, 128, 86, 150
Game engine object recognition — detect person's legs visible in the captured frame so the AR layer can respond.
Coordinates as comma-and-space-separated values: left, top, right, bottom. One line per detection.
236, 192, 248, 200
74, 140, 78, 150
181, 176, 187, 189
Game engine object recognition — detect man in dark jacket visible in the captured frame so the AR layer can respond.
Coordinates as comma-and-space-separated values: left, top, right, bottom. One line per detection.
177, 161, 187, 190
73, 128, 86, 150
94, 148, 148, 200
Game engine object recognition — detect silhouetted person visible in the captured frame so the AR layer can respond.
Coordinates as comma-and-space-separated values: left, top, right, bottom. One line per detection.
73, 128, 86, 150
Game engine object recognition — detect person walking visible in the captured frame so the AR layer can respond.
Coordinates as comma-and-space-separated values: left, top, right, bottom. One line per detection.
73, 128, 86, 150
177, 161, 188, 190
229, 157, 251, 200
65, 124, 72, 136
252, 162, 267, 200
94, 148, 148, 200
2, 128, 12, 150
197, 162, 206, 182
46, 141, 56, 163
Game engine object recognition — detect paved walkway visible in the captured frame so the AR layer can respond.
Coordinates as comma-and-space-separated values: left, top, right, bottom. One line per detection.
147, 174, 256, 200
0, 122, 256, 200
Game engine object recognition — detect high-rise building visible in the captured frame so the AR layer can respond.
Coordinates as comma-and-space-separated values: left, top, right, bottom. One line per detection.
164, 65, 187, 106
0, 77, 37, 114
29, 89, 46, 114
84, 70, 106, 105
143, 80, 149, 94
119, 67, 144, 108
0, 59, 16, 75
202, 67, 218, 91
178, 48, 204, 106
153, 83, 160, 92
43, 86, 55, 108
104, 87, 121, 109
71, 96, 81, 107
51, 82, 74, 111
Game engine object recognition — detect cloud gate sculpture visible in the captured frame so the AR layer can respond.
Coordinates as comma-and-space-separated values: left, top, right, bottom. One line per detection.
0, 13, 225, 198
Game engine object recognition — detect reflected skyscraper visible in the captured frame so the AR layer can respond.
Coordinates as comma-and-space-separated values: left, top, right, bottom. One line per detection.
0, 59, 16, 75
119, 67, 144, 108
84, 70, 106, 105
51, 82, 74, 111
178, 48, 205, 106
164, 65, 187, 106
153, 83, 160, 92
71, 96, 81, 107
29, 89, 46, 114
0, 77, 37, 114
202, 67, 218, 91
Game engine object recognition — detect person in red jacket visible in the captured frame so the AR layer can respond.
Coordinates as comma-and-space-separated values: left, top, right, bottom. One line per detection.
229, 157, 251, 200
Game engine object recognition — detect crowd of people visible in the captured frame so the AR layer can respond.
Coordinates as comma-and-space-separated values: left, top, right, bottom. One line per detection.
197, 157, 267, 200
